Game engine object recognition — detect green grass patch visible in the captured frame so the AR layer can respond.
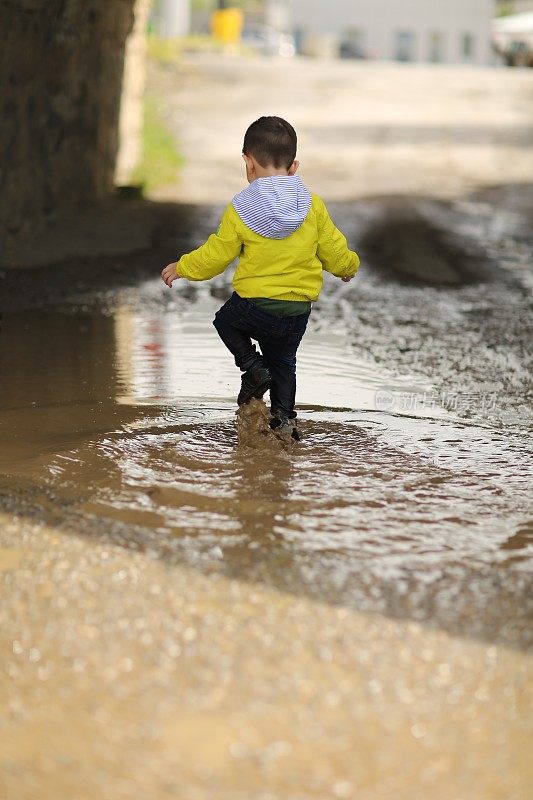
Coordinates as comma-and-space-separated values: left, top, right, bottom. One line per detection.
147, 34, 226, 63
132, 94, 183, 193
147, 34, 254, 63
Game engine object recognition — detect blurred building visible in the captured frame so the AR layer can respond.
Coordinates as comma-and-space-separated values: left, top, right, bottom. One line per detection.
150, 0, 191, 38
289, 0, 496, 63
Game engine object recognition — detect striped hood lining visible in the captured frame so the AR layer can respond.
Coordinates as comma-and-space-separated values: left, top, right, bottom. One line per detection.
232, 175, 312, 240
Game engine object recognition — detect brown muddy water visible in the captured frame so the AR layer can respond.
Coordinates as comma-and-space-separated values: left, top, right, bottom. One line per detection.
0, 257, 532, 799
0, 280, 531, 648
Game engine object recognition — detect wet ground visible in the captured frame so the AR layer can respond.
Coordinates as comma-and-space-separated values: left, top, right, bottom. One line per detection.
1, 57, 532, 799
1, 187, 532, 798
1, 228, 532, 647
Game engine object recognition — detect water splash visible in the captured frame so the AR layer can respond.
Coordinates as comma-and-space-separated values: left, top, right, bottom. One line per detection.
236, 398, 297, 452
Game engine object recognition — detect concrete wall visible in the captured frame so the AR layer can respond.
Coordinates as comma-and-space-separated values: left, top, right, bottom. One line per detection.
116, 0, 152, 185
290, 0, 495, 64
0, 0, 137, 251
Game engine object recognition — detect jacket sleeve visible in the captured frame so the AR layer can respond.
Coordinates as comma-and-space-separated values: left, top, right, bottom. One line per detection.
176, 204, 242, 281
315, 197, 360, 278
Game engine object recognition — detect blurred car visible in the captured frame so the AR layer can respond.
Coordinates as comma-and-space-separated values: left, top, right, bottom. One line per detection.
502, 40, 533, 67
241, 24, 296, 57
492, 12, 533, 67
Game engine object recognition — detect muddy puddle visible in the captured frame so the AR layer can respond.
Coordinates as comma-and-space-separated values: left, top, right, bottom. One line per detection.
1, 281, 531, 649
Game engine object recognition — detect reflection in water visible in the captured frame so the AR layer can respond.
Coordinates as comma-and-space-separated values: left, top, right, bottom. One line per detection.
0, 286, 531, 647
113, 287, 439, 411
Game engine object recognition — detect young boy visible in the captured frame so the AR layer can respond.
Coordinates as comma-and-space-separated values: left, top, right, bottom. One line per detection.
161, 116, 359, 440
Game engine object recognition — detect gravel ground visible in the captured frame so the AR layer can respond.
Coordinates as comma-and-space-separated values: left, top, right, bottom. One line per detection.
320, 189, 533, 431
1, 512, 530, 800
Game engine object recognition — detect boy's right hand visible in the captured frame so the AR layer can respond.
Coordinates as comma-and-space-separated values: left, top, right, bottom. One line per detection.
161, 263, 181, 287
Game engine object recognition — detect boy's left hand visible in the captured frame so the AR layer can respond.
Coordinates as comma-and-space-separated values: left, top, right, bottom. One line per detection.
342, 274, 355, 282
161, 263, 181, 287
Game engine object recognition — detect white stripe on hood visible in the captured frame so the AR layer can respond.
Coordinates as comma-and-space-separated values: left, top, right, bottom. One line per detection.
232, 175, 312, 239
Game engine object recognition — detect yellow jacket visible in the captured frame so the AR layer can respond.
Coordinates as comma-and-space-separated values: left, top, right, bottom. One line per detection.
176, 191, 360, 302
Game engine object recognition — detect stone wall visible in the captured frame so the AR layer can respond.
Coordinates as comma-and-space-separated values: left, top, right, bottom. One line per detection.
0, 0, 137, 256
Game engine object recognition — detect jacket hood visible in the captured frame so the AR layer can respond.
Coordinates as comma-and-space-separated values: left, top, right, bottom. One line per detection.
232, 175, 312, 239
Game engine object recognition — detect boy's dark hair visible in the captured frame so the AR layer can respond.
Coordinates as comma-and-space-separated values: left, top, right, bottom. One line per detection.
243, 116, 297, 169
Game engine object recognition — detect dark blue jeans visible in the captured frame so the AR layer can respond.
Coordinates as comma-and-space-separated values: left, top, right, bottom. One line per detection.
213, 292, 310, 419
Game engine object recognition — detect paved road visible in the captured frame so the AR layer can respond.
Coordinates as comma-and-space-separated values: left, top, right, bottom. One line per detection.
150, 54, 533, 203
